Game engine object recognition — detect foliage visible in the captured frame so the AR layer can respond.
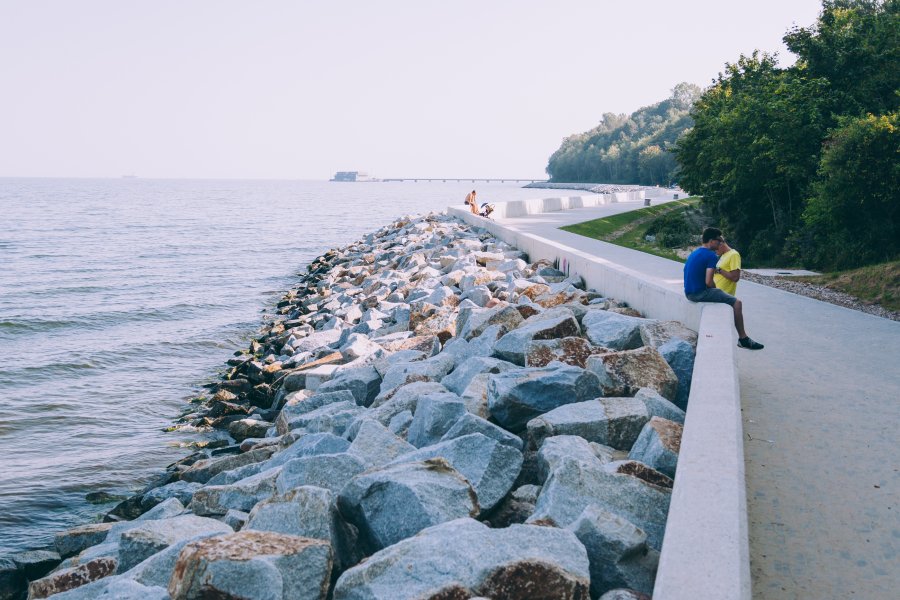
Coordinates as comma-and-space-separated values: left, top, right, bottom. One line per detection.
789, 260, 900, 312
546, 83, 702, 186
644, 210, 697, 248
675, 0, 899, 267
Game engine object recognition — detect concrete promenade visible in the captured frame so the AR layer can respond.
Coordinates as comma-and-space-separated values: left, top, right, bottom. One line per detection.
494, 197, 900, 599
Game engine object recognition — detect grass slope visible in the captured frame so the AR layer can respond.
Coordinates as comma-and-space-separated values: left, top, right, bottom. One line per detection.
789, 262, 900, 312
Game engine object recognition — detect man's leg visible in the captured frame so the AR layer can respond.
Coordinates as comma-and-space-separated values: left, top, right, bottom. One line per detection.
733, 299, 747, 339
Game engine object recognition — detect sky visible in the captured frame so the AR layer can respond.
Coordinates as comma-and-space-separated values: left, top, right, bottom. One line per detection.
0, 0, 825, 180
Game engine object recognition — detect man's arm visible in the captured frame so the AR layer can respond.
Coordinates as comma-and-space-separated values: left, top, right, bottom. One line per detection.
705, 267, 716, 288
716, 267, 741, 282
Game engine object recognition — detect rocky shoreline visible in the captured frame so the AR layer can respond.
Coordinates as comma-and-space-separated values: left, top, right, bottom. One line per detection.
1, 212, 699, 600
523, 182, 658, 195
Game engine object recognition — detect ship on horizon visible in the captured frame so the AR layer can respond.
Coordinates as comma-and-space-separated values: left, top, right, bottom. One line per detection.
330, 171, 379, 182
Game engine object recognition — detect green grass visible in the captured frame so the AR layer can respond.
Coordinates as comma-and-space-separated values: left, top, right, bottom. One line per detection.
561, 197, 701, 262
788, 261, 900, 312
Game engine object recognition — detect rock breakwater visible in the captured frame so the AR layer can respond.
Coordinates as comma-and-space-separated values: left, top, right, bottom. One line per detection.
1, 212, 698, 600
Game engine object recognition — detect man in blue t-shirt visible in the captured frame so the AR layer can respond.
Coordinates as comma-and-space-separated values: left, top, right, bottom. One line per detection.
684, 227, 764, 350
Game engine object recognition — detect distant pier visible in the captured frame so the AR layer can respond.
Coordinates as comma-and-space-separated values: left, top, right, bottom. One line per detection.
380, 178, 546, 183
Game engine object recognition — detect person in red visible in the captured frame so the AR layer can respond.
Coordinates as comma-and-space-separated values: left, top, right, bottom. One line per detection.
464, 190, 478, 215
684, 227, 763, 350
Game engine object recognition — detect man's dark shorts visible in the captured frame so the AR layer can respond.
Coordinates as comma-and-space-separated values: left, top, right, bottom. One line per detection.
686, 288, 737, 306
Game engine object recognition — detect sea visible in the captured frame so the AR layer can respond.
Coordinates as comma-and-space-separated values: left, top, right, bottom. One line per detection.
0, 177, 547, 555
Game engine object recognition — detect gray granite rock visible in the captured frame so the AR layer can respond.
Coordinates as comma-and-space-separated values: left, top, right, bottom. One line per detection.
465, 323, 507, 357
628, 417, 683, 478
54, 523, 114, 558
27, 557, 117, 599
536, 434, 616, 483
223, 509, 249, 531
37, 577, 168, 600
167, 531, 332, 600
246, 486, 360, 571
492, 314, 581, 365
346, 419, 415, 468
530, 458, 672, 550
658, 337, 695, 410
526, 397, 651, 451
274, 390, 356, 435
0, 557, 25, 600
639, 320, 698, 350
337, 459, 478, 553
332, 518, 590, 600
379, 353, 455, 395
635, 387, 685, 425
180, 447, 275, 484
268, 432, 351, 468
487, 363, 603, 432
275, 453, 366, 495
140, 481, 202, 512
117, 514, 232, 572
525, 336, 607, 368
568, 504, 659, 598
387, 409, 413, 436
457, 305, 523, 340
280, 400, 365, 437
190, 467, 282, 516
440, 412, 524, 451
135, 497, 186, 521
406, 393, 467, 448
315, 365, 381, 407
582, 310, 652, 350
440, 356, 517, 395
8, 549, 60, 581
585, 346, 679, 401
388, 433, 522, 512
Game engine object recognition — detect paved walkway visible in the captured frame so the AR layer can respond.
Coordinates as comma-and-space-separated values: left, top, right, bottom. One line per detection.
496, 197, 900, 599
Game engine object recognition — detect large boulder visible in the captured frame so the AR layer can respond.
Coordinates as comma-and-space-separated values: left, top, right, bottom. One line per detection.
582, 311, 652, 350
180, 447, 275, 484
530, 458, 672, 550
55, 523, 114, 558
332, 518, 590, 600
536, 435, 619, 483
628, 417, 683, 479
190, 467, 282, 516
337, 459, 478, 554
388, 433, 523, 512
246, 486, 360, 572
140, 481, 203, 512
568, 504, 659, 598
634, 387, 685, 425
268, 432, 351, 468
525, 336, 608, 368
658, 338, 695, 410
440, 356, 517, 396
315, 366, 382, 407
346, 419, 415, 468
492, 314, 581, 365
275, 390, 357, 434
526, 397, 651, 451
406, 393, 467, 448
378, 353, 455, 396
456, 305, 523, 340
27, 557, 117, 599
167, 531, 332, 600
117, 515, 232, 572
275, 454, 366, 495
440, 412, 524, 451
278, 400, 365, 437
585, 346, 679, 401
639, 320, 697, 350
487, 363, 602, 432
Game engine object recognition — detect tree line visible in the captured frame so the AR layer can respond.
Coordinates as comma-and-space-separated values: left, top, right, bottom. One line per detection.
676, 0, 898, 269
546, 82, 702, 187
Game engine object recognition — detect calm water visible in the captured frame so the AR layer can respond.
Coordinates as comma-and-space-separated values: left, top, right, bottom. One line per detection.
0, 177, 545, 554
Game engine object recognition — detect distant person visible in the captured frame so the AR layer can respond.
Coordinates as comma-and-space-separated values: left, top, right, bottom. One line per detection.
479, 202, 495, 218
684, 227, 763, 350
464, 190, 478, 215
714, 236, 741, 296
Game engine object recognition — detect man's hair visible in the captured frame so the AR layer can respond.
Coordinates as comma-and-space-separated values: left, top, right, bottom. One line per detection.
701, 227, 723, 243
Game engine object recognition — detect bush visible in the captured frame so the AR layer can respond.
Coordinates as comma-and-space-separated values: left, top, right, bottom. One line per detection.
645, 211, 697, 248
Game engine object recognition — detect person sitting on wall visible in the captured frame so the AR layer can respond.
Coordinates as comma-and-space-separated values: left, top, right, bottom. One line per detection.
479, 202, 495, 218
714, 236, 742, 296
684, 227, 764, 350
464, 190, 479, 215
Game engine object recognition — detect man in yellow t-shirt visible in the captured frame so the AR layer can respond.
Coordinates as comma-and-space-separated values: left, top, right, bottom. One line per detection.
714, 236, 741, 296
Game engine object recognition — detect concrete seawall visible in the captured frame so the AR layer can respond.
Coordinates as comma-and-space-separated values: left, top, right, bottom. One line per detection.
450, 195, 751, 600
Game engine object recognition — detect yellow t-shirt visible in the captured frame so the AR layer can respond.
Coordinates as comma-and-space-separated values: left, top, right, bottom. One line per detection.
714, 249, 741, 295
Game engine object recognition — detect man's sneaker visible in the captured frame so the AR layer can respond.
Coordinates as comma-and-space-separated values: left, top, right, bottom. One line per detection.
738, 337, 764, 350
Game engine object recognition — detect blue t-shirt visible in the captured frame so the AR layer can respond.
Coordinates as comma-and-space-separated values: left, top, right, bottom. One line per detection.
684, 247, 718, 294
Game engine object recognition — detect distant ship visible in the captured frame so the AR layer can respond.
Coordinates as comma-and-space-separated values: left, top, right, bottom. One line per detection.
330, 171, 380, 182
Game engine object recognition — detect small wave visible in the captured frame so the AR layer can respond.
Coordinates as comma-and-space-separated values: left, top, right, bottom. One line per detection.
0, 303, 225, 336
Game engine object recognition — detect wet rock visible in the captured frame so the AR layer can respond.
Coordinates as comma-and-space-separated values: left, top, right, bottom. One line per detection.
406, 393, 467, 448
337, 459, 478, 553
440, 356, 517, 396
27, 557, 117, 599
268, 432, 351, 468
136, 497, 186, 521
332, 518, 589, 600
582, 310, 652, 350
44, 578, 168, 599
246, 486, 360, 571
140, 481, 202, 512
440, 412, 524, 451
388, 433, 522, 512
55, 523, 115, 558
275, 453, 366, 495
492, 314, 581, 365
347, 419, 415, 468
189, 467, 282, 516
487, 363, 602, 432
1, 558, 25, 600
117, 514, 232, 572
525, 336, 609, 368
526, 397, 650, 452
228, 418, 272, 443
9, 550, 61, 581
568, 504, 658, 598
180, 447, 275, 484
586, 346, 679, 401
168, 530, 332, 600
628, 417, 683, 478
658, 338, 695, 410
316, 365, 382, 407
530, 458, 672, 550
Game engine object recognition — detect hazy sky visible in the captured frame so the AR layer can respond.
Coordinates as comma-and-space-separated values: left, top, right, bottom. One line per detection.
0, 1, 824, 180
